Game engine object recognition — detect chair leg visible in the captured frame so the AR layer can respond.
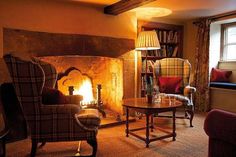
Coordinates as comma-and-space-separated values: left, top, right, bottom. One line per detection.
0, 138, 6, 157
77, 141, 82, 154
31, 139, 38, 157
87, 139, 97, 157
189, 110, 194, 127
186, 105, 194, 127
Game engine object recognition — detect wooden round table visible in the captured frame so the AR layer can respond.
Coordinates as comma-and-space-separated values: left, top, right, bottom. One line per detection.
123, 97, 183, 147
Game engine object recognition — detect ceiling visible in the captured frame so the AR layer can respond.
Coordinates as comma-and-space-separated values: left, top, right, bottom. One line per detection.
72, 0, 236, 21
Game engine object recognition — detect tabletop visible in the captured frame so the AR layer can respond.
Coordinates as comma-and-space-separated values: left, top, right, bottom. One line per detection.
123, 97, 183, 109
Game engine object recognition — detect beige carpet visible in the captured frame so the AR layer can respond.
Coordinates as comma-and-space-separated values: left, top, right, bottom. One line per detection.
6, 112, 208, 157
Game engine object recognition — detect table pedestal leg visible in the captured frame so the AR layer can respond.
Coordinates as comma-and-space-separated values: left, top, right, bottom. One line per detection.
126, 107, 129, 137
146, 114, 150, 148
150, 114, 154, 132
173, 109, 176, 141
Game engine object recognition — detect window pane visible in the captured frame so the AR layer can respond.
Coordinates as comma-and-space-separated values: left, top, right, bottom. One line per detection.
226, 45, 236, 60
227, 27, 236, 43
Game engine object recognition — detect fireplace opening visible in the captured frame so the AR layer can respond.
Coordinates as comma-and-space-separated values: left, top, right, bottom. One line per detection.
57, 66, 106, 117
40, 56, 124, 117
57, 67, 95, 105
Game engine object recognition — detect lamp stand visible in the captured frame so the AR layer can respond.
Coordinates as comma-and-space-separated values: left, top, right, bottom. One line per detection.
145, 50, 148, 96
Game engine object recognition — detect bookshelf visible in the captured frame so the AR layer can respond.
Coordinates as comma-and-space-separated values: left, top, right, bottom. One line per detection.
138, 21, 184, 97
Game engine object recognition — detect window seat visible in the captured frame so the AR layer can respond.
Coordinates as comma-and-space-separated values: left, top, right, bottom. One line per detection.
210, 82, 236, 90
210, 61, 236, 113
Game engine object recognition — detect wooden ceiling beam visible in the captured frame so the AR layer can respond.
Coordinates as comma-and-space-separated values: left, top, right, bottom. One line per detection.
104, 0, 156, 15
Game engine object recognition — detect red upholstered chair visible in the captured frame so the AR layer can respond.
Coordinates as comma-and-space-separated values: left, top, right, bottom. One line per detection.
204, 109, 236, 157
4, 54, 100, 157
153, 58, 196, 127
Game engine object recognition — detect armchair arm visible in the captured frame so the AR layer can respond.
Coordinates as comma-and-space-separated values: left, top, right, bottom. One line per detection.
184, 85, 196, 95
40, 104, 81, 115
204, 109, 236, 145
40, 105, 100, 132
75, 109, 101, 131
64, 95, 83, 105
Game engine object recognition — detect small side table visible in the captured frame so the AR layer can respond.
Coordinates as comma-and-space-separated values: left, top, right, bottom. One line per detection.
123, 97, 183, 147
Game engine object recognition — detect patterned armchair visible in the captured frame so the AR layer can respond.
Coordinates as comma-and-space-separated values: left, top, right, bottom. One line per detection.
153, 58, 196, 127
3, 54, 101, 157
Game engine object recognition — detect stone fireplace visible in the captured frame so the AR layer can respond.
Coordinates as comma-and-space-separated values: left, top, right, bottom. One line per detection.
3, 28, 136, 119
40, 55, 124, 114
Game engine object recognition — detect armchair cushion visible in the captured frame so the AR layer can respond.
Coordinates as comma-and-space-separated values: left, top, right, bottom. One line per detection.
158, 76, 182, 94
42, 87, 83, 105
42, 87, 66, 104
209, 82, 236, 90
65, 95, 83, 104
210, 68, 232, 82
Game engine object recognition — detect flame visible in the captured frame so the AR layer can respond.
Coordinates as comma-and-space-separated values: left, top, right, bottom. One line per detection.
74, 79, 94, 104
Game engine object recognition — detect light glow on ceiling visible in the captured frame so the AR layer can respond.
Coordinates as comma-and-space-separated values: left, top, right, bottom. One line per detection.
133, 7, 172, 20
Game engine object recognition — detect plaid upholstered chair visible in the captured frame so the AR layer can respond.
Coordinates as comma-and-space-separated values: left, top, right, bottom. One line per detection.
4, 54, 100, 157
153, 58, 196, 127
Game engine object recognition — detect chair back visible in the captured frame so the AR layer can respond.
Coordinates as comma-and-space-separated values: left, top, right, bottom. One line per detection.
32, 58, 57, 88
153, 58, 191, 91
3, 54, 44, 135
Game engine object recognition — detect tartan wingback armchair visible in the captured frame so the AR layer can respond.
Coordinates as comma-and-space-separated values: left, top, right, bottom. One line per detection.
4, 54, 100, 157
153, 58, 196, 127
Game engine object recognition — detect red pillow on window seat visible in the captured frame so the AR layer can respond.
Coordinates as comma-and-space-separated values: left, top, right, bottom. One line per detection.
158, 76, 182, 94
42, 87, 66, 104
210, 68, 232, 82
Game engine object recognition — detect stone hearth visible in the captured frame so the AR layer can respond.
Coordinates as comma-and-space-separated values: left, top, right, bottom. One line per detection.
40, 55, 124, 114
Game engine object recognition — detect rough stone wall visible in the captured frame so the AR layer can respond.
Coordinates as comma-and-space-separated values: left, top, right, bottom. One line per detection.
40, 56, 124, 114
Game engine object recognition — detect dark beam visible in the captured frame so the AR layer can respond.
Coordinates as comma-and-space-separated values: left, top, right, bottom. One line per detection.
104, 0, 156, 15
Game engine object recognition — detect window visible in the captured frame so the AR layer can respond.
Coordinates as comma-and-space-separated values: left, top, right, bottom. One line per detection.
221, 22, 236, 61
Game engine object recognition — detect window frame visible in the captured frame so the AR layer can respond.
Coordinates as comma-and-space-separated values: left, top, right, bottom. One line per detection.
221, 22, 236, 61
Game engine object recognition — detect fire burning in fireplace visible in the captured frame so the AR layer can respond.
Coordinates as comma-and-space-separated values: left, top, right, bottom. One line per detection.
40, 56, 124, 114
57, 68, 95, 105
73, 79, 94, 104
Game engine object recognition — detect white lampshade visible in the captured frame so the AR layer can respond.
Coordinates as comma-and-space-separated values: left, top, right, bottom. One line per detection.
135, 31, 160, 50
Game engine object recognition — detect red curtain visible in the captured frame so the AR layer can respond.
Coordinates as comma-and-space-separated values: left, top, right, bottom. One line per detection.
194, 19, 211, 111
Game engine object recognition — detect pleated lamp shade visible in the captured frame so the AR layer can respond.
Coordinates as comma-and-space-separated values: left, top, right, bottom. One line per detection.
135, 31, 160, 50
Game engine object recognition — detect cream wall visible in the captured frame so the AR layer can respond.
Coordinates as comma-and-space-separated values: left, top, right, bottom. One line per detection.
0, 0, 137, 87
183, 20, 198, 83
0, 0, 136, 57
0, 0, 200, 95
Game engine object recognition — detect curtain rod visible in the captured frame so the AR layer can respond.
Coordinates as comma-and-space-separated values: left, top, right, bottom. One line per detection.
193, 10, 236, 24
210, 10, 236, 21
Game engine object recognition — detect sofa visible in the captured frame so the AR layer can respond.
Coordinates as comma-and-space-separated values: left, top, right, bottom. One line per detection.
204, 109, 236, 157
210, 61, 236, 113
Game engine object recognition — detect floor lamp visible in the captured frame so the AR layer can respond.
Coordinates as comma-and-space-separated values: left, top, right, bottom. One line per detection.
136, 31, 160, 102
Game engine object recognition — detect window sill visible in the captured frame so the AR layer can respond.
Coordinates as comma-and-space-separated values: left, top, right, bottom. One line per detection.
219, 60, 236, 63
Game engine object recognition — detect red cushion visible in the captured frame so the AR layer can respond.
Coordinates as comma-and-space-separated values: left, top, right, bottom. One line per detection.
158, 76, 182, 94
210, 68, 232, 82
42, 87, 66, 104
